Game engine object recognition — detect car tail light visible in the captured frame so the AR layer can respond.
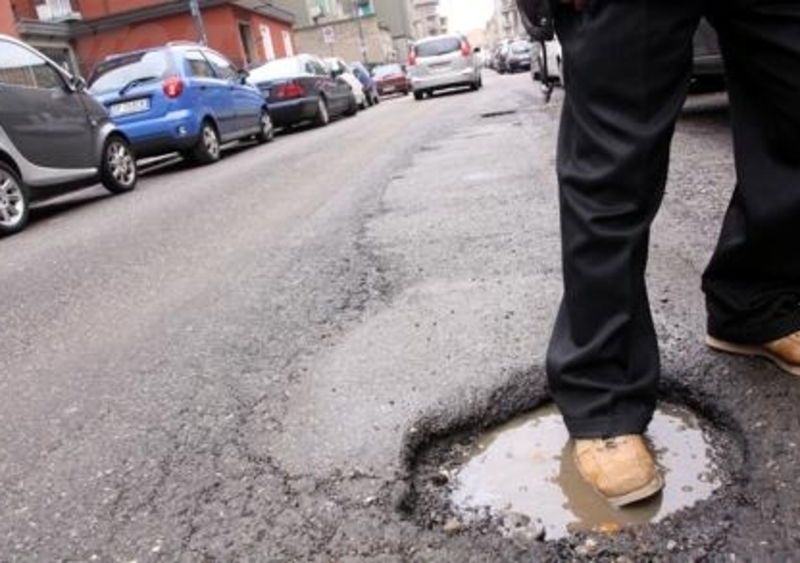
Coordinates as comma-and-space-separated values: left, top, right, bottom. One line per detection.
461, 41, 471, 57
408, 50, 417, 66
162, 76, 184, 98
274, 81, 306, 99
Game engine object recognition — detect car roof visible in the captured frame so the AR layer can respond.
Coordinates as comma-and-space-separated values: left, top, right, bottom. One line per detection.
415, 34, 464, 45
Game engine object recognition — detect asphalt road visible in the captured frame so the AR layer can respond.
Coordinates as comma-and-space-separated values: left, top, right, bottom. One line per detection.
2, 71, 799, 560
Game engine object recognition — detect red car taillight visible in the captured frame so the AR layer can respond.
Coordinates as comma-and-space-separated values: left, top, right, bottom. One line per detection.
461, 41, 471, 57
275, 81, 306, 99
162, 76, 184, 98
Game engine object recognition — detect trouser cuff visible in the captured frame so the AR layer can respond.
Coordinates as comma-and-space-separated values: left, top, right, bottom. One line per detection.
563, 409, 654, 440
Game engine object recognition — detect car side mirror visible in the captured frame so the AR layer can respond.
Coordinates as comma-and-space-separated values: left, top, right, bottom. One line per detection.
71, 75, 87, 92
237, 68, 250, 84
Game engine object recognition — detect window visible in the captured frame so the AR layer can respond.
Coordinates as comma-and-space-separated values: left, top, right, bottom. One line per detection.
89, 50, 169, 94
185, 50, 215, 78
260, 24, 275, 61
0, 40, 64, 89
414, 37, 462, 58
282, 30, 294, 57
204, 50, 238, 81
309, 59, 327, 76
238, 22, 255, 65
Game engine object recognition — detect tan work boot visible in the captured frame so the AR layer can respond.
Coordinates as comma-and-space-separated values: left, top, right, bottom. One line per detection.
574, 435, 664, 508
707, 332, 800, 376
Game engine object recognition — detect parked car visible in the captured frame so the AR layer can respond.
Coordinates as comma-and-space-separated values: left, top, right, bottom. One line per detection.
324, 58, 367, 109
0, 35, 137, 236
248, 54, 358, 129
408, 34, 483, 100
372, 63, 411, 97
349, 61, 380, 106
88, 43, 273, 166
504, 40, 535, 73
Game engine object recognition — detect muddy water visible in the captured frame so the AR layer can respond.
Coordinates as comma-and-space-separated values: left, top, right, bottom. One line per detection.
450, 403, 721, 540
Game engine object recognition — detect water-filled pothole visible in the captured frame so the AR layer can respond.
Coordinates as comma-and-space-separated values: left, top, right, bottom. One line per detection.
413, 402, 735, 541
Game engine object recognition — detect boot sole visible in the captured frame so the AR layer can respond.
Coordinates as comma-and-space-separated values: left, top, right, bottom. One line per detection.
606, 473, 664, 508
706, 336, 800, 377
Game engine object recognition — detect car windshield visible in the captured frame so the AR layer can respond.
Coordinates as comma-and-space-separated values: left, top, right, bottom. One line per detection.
373, 64, 403, 77
415, 37, 462, 58
511, 42, 531, 54
89, 50, 169, 94
249, 57, 305, 82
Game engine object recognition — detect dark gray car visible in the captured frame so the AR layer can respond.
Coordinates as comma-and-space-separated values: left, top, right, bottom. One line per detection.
0, 35, 137, 236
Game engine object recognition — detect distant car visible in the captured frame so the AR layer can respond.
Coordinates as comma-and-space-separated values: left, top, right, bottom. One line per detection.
372, 63, 410, 97
0, 35, 137, 236
89, 43, 272, 166
349, 61, 380, 106
504, 40, 535, 73
324, 58, 367, 109
408, 34, 483, 100
248, 54, 358, 129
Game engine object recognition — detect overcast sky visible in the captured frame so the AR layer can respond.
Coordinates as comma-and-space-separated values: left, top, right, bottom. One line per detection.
439, 0, 495, 33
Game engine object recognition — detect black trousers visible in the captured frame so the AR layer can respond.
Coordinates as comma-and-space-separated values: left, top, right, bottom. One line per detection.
547, 0, 800, 438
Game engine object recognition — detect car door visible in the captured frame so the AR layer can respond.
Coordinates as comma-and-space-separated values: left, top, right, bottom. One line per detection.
0, 39, 94, 170
199, 49, 238, 139
183, 49, 224, 135
325, 59, 353, 113
205, 50, 259, 136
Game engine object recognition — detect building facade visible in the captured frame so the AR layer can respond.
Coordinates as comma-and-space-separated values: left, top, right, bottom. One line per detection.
1, 0, 296, 75
293, 12, 393, 64
411, 0, 445, 38
486, 0, 523, 46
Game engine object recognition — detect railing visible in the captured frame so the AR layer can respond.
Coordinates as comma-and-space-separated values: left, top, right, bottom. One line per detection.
35, 0, 82, 22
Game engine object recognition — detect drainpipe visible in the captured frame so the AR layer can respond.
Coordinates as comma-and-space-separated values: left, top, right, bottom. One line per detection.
188, 0, 208, 45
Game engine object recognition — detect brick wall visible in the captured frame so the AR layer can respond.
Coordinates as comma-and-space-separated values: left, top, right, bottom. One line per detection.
0, 0, 18, 35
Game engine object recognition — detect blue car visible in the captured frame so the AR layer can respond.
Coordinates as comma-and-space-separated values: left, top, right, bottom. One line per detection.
89, 43, 273, 165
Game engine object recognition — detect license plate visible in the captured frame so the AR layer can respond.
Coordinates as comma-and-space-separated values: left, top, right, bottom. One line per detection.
110, 98, 150, 117
383, 85, 395, 93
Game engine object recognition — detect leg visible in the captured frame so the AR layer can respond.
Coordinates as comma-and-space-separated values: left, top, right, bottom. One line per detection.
703, 2, 800, 344
547, 0, 701, 438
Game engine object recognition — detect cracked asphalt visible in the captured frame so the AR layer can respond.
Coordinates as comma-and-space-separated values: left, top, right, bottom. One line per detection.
2, 71, 800, 561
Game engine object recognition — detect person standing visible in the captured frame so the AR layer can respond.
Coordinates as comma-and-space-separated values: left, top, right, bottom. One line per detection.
519, 0, 800, 507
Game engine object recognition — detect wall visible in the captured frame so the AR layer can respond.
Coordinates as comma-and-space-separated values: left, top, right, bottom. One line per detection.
0, 0, 18, 35
294, 14, 393, 65
72, 4, 294, 74
75, 0, 167, 20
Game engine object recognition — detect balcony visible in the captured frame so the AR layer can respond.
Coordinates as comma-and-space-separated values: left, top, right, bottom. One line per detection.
35, 0, 82, 22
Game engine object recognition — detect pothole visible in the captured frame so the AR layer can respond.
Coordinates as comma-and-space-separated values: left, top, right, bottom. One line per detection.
480, 110, 518, 119
412, 401, 739, 542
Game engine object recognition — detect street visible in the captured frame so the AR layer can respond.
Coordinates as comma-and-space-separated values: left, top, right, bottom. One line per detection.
2, 71, 798, 560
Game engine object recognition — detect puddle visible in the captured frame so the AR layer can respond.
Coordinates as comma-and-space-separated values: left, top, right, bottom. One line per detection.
449, 403, 723, 540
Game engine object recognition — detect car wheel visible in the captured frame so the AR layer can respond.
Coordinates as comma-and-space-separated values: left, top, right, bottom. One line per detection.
314, 97, 330, 127
413, 91, 423, 101
0, 162, 29, 237
255, 111, 274, 144
100, 136, 137, 194
190, 121, 222, 165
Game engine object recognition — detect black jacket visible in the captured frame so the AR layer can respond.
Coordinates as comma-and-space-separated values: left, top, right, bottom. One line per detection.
517, 0, 555, 41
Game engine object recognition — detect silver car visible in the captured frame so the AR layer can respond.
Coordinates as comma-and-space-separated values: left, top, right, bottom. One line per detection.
0, 35, 137, 236
408, 34, 482, 100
